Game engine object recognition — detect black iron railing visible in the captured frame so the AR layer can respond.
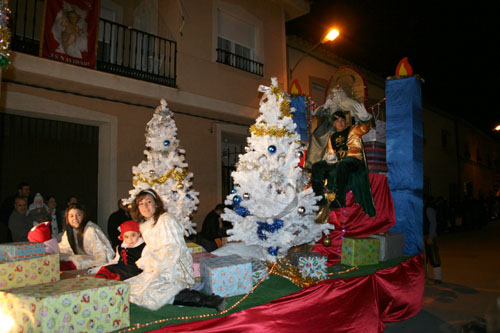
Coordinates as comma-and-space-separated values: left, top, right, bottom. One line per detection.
97, 19, 176, 87
8, 0, 177, 87
216, 48, 263, 76
10, 0, 43, 56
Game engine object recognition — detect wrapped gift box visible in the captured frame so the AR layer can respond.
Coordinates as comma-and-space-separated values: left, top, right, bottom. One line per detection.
289, 251, 325, 266
364, 141, 388, 174
251, 260, 269, 285
0, 242, 46, 262
0, 276, 129, 332
341, 237, 380, 266
369, 232, 405, 261
201, 254, 252, 297
192, 252, 216, 279
297, 254, 327, 280
186, 242, 205, 254
0, 253, 59, 290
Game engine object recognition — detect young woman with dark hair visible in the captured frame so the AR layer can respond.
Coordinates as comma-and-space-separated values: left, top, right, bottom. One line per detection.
127, 189, 225, 311
58, 203, 114, 270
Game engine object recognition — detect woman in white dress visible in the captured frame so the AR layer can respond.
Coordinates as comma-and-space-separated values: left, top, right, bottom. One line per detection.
127, 189, 226, 311
59, 203, 115, 269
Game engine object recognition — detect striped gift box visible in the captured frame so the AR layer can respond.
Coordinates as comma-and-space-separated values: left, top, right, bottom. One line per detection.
364, 141, 388, 173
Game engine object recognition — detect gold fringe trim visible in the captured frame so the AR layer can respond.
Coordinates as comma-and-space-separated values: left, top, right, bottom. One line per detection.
133, 168, 188, 187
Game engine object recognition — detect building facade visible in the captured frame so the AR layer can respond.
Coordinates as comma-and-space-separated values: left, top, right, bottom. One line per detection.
2, 0, 497, 235
1, 0, 309, 231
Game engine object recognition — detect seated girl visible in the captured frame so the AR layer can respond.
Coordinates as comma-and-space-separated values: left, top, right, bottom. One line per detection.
95, 220, 146, 281
59, 203, 114, 270
127, 189, 225, 311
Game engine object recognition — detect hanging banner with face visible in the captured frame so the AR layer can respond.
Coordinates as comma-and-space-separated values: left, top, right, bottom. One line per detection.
41, 0, 100, 68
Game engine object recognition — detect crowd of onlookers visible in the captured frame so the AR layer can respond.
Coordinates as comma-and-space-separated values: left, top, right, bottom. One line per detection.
0, 182, 80, 243
0, 181, 231, 253
425, 193, 500, 234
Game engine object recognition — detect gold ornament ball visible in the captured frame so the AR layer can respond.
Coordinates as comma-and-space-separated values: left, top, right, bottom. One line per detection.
322, 237, 332, 247
177, 183, 184, 189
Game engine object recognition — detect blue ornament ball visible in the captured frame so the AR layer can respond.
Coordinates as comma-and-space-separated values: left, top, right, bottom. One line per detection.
163, 140, 170, 146
234, 204, 250, 217
231, 189, 237, 194
233, 195, 242, 204
268, 145, 277, 154
268, 246, 279, 256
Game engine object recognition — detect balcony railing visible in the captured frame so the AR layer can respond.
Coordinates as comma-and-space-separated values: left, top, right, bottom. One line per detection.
9, 0, 177, 87
10, 0, 42, 56
216, 48, 264, 76
97, 19, 176, 87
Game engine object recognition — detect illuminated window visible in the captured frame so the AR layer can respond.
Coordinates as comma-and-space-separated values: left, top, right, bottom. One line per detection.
216, 7, 263, 75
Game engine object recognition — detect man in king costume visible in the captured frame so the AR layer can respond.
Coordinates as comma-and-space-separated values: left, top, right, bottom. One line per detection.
306, 87, 376, 219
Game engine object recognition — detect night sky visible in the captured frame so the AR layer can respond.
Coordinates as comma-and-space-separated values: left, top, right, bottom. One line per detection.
286, 0, 499, 138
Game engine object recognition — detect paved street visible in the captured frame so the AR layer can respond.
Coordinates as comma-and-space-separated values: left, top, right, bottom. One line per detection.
386, 220, 500, 332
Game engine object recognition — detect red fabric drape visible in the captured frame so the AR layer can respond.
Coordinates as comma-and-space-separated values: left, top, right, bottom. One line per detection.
376, 254, 425, 323
60, 260, 77, 271
152, 254, 424, 333
313, 173, 396, 265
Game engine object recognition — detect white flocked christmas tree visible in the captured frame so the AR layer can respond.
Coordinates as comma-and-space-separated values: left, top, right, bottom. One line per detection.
221, 78, 334, 261
124, 99, 199, 236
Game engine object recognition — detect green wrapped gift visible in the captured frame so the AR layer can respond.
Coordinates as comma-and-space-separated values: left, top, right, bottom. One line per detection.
341, 237, 380, 266
0, 276, 129, 332
0, 253, 59, 290
186, 242, 205, 254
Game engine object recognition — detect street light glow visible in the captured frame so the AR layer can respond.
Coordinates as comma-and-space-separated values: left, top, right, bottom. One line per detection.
494, 124, 500, 131
289, 28, 341, 83
323, 29, 340, 43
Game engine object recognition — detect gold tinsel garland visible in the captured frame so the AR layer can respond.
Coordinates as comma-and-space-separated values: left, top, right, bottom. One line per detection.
133, 168, 188, 187
269, 258, 359, 288
271, 86, 292, 118
249, 85, 293, 138
269, 257, 319, 288
249, 124, 295, 138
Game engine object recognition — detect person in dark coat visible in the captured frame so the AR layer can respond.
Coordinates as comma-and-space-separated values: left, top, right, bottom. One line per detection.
199, 204, 225, 252
107, 199, 131, 249
8, 197, 32, 242
1, 182, 31, 242
424, 196, 442, 284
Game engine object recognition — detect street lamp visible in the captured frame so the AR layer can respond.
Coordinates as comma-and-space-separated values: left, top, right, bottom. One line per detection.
289, 28, 340, 81
494, 124, 500, 131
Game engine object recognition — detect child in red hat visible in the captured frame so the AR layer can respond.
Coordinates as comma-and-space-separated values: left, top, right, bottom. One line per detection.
95, 220, 146, 281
